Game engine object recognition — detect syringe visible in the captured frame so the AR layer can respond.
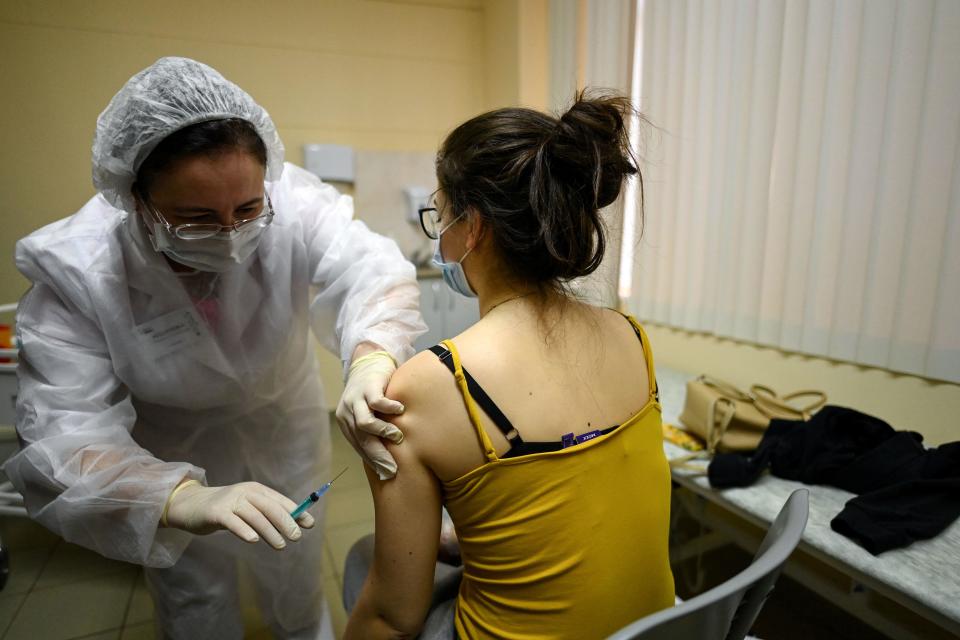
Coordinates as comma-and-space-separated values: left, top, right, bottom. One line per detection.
290, 467, 348, 519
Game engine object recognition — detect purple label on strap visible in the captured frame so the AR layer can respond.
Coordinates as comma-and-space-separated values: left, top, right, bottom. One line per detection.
575, 430, 602, 444
561, 432, 576, 448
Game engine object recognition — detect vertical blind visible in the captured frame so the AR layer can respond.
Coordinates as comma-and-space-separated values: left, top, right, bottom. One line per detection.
627, 0, 960, 383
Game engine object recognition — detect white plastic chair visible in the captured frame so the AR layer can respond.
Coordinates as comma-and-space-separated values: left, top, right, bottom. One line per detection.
607, 489, 809, 640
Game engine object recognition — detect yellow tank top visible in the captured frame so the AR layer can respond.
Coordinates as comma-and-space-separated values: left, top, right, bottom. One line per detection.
438, 316, 675, 639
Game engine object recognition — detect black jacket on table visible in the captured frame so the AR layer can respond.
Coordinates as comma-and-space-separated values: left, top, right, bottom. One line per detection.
707, 406, 960, 554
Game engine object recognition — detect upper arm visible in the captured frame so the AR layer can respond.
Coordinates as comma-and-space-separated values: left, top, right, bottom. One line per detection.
360, 430, 443, 635
350, 352, 459, 635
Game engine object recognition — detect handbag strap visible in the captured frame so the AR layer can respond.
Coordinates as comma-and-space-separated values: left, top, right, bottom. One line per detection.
750, 385, 827, 420
697, 376, 747, 454
670, 395, 735, 462
699, 376, 753, 402
668, 450, 710, 473
706, 396, 736, 455
698, 375, 827, 422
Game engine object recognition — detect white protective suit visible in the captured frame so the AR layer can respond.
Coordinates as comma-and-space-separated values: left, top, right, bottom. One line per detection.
4, 57, 425, 639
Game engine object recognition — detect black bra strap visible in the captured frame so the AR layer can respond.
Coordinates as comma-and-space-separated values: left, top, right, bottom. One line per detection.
429, 345, 524, 445
504, 423, 620, 458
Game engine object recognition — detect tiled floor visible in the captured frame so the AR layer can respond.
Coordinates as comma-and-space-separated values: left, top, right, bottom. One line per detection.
0, 426, 373, 639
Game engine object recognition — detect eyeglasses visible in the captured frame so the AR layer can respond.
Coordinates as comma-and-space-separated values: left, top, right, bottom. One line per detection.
145, 194, 275, 240
418, 206, 442, 239
419, 204, 463, 240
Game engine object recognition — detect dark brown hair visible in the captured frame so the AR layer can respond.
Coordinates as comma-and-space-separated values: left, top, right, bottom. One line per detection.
436, 90, 641, 292
135, 118, 267, 196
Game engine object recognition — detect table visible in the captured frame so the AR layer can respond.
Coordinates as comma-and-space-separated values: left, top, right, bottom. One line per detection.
655, 366, 960, 640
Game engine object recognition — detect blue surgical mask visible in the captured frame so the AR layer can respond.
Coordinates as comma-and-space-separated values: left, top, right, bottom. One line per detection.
432, 218, 476, 298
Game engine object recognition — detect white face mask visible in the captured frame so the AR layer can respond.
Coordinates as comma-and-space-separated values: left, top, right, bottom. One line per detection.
148, 221, 265, 272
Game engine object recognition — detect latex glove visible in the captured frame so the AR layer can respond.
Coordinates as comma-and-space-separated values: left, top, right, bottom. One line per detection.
162, 480, 314, 549
335, 350, 405, 480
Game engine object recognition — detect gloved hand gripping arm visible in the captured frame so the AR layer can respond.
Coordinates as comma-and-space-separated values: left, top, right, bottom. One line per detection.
336, 345, 404, 480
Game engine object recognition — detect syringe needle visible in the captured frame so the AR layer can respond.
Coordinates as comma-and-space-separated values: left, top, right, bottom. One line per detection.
290, 467, 349, 518
326, 467, 349, 486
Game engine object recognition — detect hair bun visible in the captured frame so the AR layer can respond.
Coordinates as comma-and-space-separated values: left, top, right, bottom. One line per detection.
547, 90, 638, 209
435, 90, 644, 291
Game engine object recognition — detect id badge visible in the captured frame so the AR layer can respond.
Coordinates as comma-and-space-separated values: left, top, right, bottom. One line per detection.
134, 308, 206, 359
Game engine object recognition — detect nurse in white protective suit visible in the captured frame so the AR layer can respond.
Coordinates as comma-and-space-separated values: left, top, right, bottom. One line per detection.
4, 57, 425, 639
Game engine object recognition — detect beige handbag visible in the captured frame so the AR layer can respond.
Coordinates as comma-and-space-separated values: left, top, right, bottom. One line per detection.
678, 376, 827, 454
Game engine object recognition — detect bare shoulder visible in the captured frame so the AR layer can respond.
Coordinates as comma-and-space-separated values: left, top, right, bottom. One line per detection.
598, 306, 652, 390
384, 349, 455, 414
383, 348, 484, 481
598, 306, 647, 345
383, 350, 463, 444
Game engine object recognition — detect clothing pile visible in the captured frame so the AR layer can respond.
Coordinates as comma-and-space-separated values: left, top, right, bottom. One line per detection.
708, 406, 960, 554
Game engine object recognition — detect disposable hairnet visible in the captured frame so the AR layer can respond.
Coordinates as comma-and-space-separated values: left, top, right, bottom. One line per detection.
92, 57, 284, 213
